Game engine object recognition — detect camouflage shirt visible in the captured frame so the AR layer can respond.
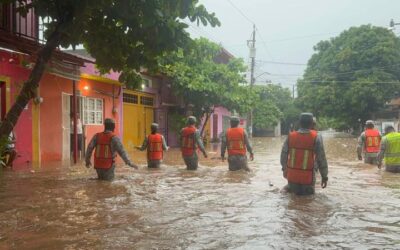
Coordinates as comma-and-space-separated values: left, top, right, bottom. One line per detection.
280, 128, 328, 179
138, 134, 168, 151
179, 128, 206, 156
85, 131, 132, 166
220, 129, 253, 158
357, 131, 382, 158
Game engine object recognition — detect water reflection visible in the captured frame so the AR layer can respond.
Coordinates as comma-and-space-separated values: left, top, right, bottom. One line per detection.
0, 137, 399, 249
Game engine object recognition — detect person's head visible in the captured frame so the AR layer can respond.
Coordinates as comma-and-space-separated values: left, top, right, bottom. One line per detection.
365, 120, 374, 129
187, 116, 197, 126
151, 123, 159, 134
230, 116, 240, 128
299, 113, 314, 129
104, 118, 116, 132
385, 125, 395, 134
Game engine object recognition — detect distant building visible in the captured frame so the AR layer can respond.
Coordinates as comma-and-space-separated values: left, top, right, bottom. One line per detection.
373, 98, 400, 133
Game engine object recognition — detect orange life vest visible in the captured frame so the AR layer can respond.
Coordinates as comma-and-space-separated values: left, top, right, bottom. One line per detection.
227, 127, 246, 156
148, 133, 163, 161
181, 126, 197, 156
287, 130, 318, 185
364, 129, 380, 153
94, 132, 115, 169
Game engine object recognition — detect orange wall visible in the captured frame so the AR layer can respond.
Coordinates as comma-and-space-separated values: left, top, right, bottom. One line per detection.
39, 74, 70, 161
39, 75, 121, 162
79, 78, 121, 147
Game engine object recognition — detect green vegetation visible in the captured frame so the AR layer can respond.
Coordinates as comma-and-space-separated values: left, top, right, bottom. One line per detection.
160, 38, 253, 126
297, 25, 400, 130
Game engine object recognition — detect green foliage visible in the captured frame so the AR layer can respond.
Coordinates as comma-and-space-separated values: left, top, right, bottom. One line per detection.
12, 0, 220, 88
252, 84, 295, 129
317, 117, 348, 131
160, 38, 250, 120
167, 111, 186, 134
297, 25, 400, 129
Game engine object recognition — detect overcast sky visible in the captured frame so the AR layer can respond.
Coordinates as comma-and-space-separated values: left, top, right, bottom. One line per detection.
186, 0, 400, 88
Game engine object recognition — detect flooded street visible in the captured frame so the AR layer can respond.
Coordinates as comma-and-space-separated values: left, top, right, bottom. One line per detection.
0, 137, 399, 249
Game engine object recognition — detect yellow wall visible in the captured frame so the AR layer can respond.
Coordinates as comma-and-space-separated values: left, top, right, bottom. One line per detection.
0, 76, 11, 112
123, 90, 154, 151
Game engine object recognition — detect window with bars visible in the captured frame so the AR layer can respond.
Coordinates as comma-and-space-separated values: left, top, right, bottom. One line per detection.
123, 93, 138, 104
83, 97, 103, 125
140, 96, 154, 106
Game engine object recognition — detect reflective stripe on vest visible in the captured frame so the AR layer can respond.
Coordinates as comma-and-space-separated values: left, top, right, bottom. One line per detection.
365, 129, 381, 153
384, 132, 400, 165
287, 130, 317, 185
227, 127, 246, 156
148, 133, 163, 160
181, 126, 197, 156
94, 132, 115, 169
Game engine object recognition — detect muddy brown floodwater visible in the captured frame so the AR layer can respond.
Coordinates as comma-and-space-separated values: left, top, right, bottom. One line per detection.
0, 137, 399, 249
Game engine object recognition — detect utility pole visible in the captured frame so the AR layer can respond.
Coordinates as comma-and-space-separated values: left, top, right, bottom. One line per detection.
292, 84, 295, 99
248, 24, 256, 137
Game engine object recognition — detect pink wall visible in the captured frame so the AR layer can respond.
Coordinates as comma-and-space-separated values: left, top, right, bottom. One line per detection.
209, 106, 231, 139
81, 63, 120, 81
0, 50, 33, 165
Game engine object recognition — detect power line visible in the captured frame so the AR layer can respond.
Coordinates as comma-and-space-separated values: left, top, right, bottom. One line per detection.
299, 80, 400, 84
256, 60, 307, 66
226, 0, 254, 25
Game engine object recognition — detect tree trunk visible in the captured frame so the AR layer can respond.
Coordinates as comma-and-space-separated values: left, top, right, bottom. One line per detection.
200, 109, 214, 137
0, 19, 66, 138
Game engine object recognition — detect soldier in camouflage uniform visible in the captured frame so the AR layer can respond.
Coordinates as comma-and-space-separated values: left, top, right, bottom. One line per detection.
85, 118, 138, 180
280, 113, 328, 195
220, 116, 254, 171
136, 123, 168, 168
357, 120, 381, 164
180, 116, 208, 170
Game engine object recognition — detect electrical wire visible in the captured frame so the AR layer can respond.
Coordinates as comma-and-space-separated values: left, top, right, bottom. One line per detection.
226, 0, 255, 25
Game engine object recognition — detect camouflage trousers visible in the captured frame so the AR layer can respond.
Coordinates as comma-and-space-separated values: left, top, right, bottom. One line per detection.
228, 155, 249, 171
95, 165, 115, 181
147, 160, 161, 168
286, 182, 315, 195
183, 154, 198, 170
364, 156, 378, 165
385, 165, 400, 173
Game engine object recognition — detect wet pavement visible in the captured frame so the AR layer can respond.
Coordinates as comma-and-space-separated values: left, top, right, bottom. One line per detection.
0, 137, 399, 249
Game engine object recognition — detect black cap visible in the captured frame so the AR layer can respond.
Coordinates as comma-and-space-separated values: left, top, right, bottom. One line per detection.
299, 113, 313, 123
104, 118, 115, 125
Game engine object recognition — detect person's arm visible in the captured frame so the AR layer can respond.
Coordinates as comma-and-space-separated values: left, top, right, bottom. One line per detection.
161, 135, 168, 151
220, 131, 227, 160
178, 129, 183, 148
136, 137, 148, 151
280, 137, 289, 176
85, 135, 97, 167
112, 136, 138, 169
195, 130, 207, 157
243, 130, 254, 160
377, 137, 386, 168
357, 133, 365, 160
315, 135, 328, 188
